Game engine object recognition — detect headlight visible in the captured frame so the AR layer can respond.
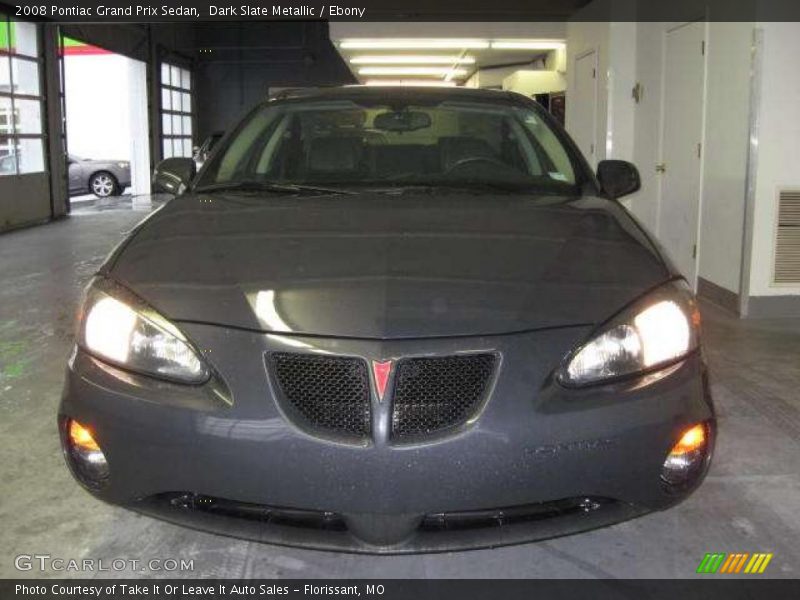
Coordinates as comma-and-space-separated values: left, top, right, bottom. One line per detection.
79, 278, 209, 384
117, 162, 129, 169
559, 280, 700, 386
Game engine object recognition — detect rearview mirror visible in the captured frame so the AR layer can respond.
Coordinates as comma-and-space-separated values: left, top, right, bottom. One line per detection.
597, 160, 641, 199
373, 110, 432, 132
153, 157, 196, 194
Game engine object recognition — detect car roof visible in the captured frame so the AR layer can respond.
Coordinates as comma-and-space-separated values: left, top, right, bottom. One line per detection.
267, 85, 529, 107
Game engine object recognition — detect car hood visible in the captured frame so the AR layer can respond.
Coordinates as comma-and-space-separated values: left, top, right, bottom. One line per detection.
106, 191, 671, 338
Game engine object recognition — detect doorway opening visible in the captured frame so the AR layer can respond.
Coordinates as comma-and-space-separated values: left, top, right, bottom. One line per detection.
59, 35, 150, 208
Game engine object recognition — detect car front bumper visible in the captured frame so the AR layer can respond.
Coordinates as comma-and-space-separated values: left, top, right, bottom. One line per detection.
59, 324, 715, 553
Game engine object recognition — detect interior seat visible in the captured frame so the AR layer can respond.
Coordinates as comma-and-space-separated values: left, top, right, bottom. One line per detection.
371, 144, 437, 178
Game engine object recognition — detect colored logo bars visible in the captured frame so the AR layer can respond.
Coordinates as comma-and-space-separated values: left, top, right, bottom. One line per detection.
696, 553, 773, 574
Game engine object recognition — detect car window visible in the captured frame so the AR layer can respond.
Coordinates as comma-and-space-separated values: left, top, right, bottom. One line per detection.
198, 98, 579, 193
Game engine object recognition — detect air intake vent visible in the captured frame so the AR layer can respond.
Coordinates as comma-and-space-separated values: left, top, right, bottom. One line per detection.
269, 353, 370, 441
774, 189, 800, 284
391, 354, 497, 439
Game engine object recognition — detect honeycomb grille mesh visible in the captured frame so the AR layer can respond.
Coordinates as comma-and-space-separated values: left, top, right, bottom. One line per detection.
391, 354, 496, 439
271, 353, 370, 438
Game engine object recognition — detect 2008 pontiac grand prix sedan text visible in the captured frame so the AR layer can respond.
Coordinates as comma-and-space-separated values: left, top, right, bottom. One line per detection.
59, 86, 715, 553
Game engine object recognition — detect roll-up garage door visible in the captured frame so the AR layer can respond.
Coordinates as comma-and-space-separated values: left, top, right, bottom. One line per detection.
58, 24, 149, 63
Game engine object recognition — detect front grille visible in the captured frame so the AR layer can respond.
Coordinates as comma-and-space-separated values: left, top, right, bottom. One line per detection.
270, 352, 370, 438
391, 354, 496, 439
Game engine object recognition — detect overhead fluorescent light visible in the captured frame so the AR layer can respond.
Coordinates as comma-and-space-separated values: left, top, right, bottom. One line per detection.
364, 80, 458, 87
490, 40, 566, 50
358, 66, 468, 77
340, 39, 490, 50
444, 67, 460, 82
350, 55, 476, 65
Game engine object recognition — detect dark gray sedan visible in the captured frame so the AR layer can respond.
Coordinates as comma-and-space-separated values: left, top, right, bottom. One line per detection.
68, 154, 131, 198
59, 87, 715, 553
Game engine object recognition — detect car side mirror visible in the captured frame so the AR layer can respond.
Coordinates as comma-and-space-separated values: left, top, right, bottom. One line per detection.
597, 160, 641, 199
153, 157, 196, 194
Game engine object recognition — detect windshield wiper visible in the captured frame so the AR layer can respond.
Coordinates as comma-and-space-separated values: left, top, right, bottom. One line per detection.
380, 179, 578, 195
194, 181, 356, 195
380, 181, 525, 194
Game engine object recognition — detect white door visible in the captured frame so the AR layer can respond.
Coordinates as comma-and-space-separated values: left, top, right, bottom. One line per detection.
657, 22, 706, 285
571, 50, 598, 167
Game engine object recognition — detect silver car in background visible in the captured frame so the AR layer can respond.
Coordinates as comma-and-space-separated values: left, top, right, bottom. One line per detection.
68, 154, 131, 198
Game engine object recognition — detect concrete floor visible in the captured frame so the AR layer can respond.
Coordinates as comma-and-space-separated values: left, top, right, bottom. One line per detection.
1, 197, 798, 579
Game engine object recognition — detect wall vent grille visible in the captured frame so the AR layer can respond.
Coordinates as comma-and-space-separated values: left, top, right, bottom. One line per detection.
774, 189, 800, 284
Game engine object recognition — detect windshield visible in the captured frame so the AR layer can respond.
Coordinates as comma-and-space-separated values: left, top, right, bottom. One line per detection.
196, 99, 580, 193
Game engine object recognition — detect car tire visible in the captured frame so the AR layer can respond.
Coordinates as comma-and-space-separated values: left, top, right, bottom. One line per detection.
90, 172, 121, 198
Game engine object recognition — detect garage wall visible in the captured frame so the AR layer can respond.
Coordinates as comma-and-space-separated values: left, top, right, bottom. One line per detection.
604, 21, 636, 164
467, 64, 547, 90
565, 20, 637, 164
628, 22, 752, 296
0, 173, 51, 230
195, 63, 271, 136
748, 22, 800, 300
44, 27, 68, 220
697, 23, 753, 296
565, 20, 609, 166
627, 20, 800, 311
625, 22, 662, 230
502, 70, 566, 95
569, 15, 755, 308
465, 66, 522, 89
0, 17, 55, 232
193, 22, 355, 140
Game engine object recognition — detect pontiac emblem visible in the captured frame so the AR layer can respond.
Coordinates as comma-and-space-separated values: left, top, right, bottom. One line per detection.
371, 360, 393, 401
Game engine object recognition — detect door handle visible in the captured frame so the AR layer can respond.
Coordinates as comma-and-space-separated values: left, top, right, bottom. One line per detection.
655, 163, 667, 173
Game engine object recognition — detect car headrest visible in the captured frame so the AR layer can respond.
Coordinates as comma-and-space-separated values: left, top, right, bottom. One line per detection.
307, 137, 364, 173
440, 136, 496, 171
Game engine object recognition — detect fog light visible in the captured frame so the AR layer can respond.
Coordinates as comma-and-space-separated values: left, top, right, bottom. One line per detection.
661, 423, 709, 488
65, 419, 109, 487
69, 420, 100, 451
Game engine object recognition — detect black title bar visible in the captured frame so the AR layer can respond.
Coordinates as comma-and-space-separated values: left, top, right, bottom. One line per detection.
3, 579, 800, 600
3, 0, 800, 22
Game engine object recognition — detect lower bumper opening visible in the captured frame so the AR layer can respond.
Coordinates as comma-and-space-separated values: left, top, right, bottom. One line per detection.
136, 492, 634, 553
420, 497, 616, 532
159, 493, 348, 531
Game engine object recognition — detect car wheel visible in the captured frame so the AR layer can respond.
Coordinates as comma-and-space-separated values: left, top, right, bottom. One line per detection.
90, 172, 120, 198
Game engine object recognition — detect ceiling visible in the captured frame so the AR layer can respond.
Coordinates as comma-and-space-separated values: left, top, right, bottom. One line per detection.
332, 35, 565, 87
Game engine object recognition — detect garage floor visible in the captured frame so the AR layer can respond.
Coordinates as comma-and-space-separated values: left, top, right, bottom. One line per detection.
1, 198, 798, 579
